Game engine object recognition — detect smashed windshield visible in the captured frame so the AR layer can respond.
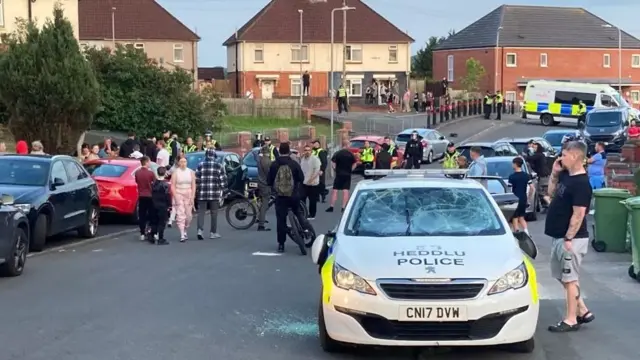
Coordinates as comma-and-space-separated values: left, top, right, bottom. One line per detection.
344, 187, 505, 237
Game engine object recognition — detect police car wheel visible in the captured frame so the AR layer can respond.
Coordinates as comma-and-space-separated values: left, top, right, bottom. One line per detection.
508, 337, 535, 353
318, 293, 344, 353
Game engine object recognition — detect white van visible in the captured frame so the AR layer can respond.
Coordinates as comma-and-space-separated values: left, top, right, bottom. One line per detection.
522, 80, 638, 127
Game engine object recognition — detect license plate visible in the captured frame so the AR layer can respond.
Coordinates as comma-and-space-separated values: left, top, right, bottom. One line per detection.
249, 182, 258, 188
398, 306, 467, 322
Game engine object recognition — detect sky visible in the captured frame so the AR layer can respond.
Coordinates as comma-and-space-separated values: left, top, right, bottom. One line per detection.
157, 0, 640, 67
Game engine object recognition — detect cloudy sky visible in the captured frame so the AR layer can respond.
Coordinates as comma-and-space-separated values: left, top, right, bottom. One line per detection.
157, 0, 640, 66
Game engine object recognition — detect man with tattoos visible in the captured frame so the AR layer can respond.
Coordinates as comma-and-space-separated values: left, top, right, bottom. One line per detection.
545, 141, 594, 332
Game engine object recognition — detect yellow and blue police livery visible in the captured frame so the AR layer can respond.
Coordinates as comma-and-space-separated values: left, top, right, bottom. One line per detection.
311, 170, 539, 354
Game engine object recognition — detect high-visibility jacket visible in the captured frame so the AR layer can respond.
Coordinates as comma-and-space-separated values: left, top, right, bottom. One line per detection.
338, 88, 347, 97
312, 148, 325, 157
360, 147, 374, 162
183, 144, 197, 153
484, 96, 493, 105
578, 102, 587, 115
496, 94, 503, 104
205, 139, 217, 148
166, 138, 174, 156
268, 144, 276, 160
442, 151, 460, 169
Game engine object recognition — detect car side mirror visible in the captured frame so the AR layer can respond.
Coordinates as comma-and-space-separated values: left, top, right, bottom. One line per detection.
514, 231, 538, 259
311, 231, 335, 270
530, 172, 537, 179
624, 120, 630, 127
51, 177, 65, 189
0, 194, 14, 206
449, 133, 458, 138
439, 136, 445, 140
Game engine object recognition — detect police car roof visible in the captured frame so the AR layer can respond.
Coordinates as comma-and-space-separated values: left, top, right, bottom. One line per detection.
355, 176, 485, 191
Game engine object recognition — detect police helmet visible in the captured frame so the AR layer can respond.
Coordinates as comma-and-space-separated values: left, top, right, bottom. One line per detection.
204, 130, 212, 137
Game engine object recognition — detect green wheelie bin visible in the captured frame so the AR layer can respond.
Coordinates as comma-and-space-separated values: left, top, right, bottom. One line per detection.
623, 197, 640, 282
591, 188, 631, 253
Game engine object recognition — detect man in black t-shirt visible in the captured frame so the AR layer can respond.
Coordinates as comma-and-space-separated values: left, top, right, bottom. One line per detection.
508, 157, 534, 234
545, 141, 594, 333
326, 141, 356, 213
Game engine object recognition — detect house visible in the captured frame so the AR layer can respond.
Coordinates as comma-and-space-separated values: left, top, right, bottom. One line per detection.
197, 67, 228, 92
78, 0, 200, 84
0, 0, 79, 39
223, 0, 413, 101
433, 5, 640, 105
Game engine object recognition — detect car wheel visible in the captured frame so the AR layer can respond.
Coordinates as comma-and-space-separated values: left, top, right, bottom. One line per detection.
78, 205, 99, 238
318, 293, 344, 353
0, 227, 28, 277
426, 150, 434, 164
30, 213, 48, 252
541, 114, 554, 126
507, 337, 535, 353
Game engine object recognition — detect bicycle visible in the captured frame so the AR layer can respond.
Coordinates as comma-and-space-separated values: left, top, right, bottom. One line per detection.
287, 207, 316, 251
225, 187, 310, 231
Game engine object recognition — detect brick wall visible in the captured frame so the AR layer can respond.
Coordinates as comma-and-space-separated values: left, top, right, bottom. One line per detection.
605, 139, 640, 194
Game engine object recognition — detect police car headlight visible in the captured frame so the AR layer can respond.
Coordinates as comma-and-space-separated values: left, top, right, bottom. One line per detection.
13, 204, 32, 213
333, 263, 376, 295
487, 263, 528, 295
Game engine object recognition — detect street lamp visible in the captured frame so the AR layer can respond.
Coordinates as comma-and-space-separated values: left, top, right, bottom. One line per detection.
494, 26, 503, 93
330, 5, 355, 148
602, 24, 622, 92
111, 7, 116, 49
298, 9, 303, 102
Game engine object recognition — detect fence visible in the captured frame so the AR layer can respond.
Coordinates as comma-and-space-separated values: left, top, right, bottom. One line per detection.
221, 98, 302, 119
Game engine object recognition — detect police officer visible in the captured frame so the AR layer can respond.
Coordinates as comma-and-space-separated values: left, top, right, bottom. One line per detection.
495, 91, 503, 120
183, 137, 197, 153
577, 100, 587, 128
337, 84, 348, 114
163, 130, 179, 165
264, 136, 279, 160
204, 130, 222, 150
253, 133, 264, 148
359, 141, 375, 178
381, 136, 398, 168
441, 142, 460, 169
483, 91, 493, 119
311, 140, 328, 202
403, 131, 423, 169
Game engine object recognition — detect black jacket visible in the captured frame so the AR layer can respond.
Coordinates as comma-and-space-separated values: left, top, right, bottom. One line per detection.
267, 155, 304, 198
143, 139, 157, 162
119, 138, 140, 158
375, 150, 392, 169
404, 139, 423, 159
315, 148, 328, 171
525, 151, 548, 177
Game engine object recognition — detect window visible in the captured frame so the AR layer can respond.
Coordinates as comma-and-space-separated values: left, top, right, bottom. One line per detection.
554, 90, 596, 106
506, 53, 517, 67
631, 91, 640, 103
447, 55, 454, 82
345, 45, 362, 62
291, 44, 309, 62
84, 163, 128, 177
0, 158, 49, 186
388, 45, 398, 63
345, 79, 362, 96
50, 161, 68, 185
124, 43, 134, 49
539, 53, 547, 67
63, 161, 82, 182
173, 44, 184, 62
603, 54, 611, 68
134, 43, 144, 50
290, 78, 302, 96
254, 44, 264, 62
0, 0, 4, 27
633, 54, 640, 68
224, 154, 240, 169
505, 91, 516, 103
600, 94, 615, 107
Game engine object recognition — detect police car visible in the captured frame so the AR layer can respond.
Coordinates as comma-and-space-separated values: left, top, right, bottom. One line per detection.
311, 169, 539, 353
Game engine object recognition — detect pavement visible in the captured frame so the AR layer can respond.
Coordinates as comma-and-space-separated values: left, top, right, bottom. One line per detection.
1, 117, 638, 360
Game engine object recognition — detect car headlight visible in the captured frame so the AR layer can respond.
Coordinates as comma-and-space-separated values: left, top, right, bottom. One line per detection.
613, 130, 624, 138
582, 130, 590, 137
13, 204, 32, 213
333, 263, 376, 295
487, 263, 528, 295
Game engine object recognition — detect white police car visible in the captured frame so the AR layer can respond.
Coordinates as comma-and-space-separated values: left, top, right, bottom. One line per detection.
311, 169, 539, 353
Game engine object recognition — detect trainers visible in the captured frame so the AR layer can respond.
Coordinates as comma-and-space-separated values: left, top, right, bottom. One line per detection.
257, 226, 271, 231
307, 217, 315, 221
197, 229, 204, 240
210, 232, 221, 239
277, 244, 285, 253
139, 234, 146, 241
156, 239, 169, 245
326, 207, 334, 212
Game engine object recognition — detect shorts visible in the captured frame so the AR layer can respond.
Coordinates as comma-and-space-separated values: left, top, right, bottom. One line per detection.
512, 200, 527, 218
333, 175, 351, 190
550, 237, 589, 283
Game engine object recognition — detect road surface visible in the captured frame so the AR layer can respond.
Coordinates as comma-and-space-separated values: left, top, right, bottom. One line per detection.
1, 118, 637, 360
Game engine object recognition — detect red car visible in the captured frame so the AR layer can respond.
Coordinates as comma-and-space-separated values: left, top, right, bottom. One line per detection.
348, 135, 404, 170
83, 158, 161, 220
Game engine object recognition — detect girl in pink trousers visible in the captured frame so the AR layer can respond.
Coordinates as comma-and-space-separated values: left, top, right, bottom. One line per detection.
170, 156, 196, 242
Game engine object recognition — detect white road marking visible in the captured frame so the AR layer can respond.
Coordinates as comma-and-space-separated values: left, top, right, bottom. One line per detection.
252, 251, 283, 256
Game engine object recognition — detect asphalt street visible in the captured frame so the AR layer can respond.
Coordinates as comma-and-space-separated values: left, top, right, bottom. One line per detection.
2, 117, 638, 360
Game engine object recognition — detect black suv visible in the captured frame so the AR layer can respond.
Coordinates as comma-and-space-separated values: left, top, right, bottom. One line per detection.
0, 194, 30, 276
0, 155, 100, 251
582, 107, 629, 153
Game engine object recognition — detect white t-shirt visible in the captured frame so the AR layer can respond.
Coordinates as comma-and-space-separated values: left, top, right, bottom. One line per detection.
156, 148, 170, 167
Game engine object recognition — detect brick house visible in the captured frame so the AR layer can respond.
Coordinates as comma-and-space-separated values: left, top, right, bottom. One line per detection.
433, 5, 640, 105
223, 0, 413, 101
78, 0, 200, 85
1, 0, 79, 38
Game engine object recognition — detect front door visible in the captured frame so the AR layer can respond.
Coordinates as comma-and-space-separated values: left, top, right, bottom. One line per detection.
261, 81, 274, 99
48, 160, 72, 234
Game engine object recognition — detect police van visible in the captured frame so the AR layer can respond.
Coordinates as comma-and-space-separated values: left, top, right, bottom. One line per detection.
311, 169, 539, 353
522, 80, 639, 127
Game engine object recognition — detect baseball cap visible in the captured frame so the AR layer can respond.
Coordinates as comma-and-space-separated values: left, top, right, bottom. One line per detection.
264, 136, 271, 141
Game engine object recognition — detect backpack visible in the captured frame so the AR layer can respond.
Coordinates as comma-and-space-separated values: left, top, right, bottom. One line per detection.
274, 164, 294, 196
151, 180, 170, 207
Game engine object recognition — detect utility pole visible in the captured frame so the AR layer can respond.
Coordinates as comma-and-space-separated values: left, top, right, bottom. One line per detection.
111, 7, 116, 49
341, 0, 347, 86
299, 9, 304, 102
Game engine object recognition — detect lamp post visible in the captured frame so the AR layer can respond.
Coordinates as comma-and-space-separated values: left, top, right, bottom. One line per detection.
494, 26, 503, 93
330, 5, 356, 148
602, 24, 622, 92
111, 7, 116, 49
298, 9, 303, 102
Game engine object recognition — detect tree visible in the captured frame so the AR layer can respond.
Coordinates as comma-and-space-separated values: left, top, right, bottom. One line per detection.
0, 7, 100, 153
85, 45, 219, 138
460, 58, 486, 93
411, 29, 456, 79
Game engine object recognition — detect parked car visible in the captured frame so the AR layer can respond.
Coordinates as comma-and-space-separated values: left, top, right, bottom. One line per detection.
243, 147, 299, 188
542, 129, 579, 153
455, 141, 518, 160
582, 107, 629, 153
185, 150, 248, 195
83, 158, 161, 220
0, 155, 99, 251
0, 194, 30, 277
500, 136, 558, 176
394, 128, 449, 163
485, 156, 539, 221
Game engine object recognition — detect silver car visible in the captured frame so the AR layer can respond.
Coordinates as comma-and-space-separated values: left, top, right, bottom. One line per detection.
394, 128, 449, 163
485, 156, 540, 221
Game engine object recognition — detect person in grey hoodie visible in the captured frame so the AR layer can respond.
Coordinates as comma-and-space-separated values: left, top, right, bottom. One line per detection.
257, 145, 272, 231
299, 144, 321, 219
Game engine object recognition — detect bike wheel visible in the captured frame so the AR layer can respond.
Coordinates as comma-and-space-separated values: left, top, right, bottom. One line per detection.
225, 198, 258, 230
303, 221, 317, 248
299, 200, 309, 218
287, 212, 305, 249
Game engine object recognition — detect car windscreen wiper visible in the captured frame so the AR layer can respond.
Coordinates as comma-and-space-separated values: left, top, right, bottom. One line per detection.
404, 194, 412, 235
